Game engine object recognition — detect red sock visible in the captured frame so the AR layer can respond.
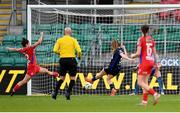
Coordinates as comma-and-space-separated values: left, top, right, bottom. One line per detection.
142, 93, 148, 102
52, 72, 59, 78
13, 84, 21, 92
148, 89, 156, 96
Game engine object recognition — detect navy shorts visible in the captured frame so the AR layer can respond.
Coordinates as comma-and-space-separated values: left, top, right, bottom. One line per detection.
104, 66, 121, 76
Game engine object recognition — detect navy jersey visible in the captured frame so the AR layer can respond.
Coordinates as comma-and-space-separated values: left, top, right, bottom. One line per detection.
109, 47, 124, 69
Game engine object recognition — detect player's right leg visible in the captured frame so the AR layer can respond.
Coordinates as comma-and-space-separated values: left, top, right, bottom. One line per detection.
85, 68, 107, 84
11, 74, 31, 96
138, 75, 160, 105
107, 74, 117, 96
139, 77, 149, 106
38, 67, 59, 80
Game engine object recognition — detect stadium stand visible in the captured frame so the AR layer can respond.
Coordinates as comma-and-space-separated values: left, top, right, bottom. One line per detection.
1, 23, 179, 66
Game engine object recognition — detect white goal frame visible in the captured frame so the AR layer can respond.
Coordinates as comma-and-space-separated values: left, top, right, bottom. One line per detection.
27, 4, 180, 96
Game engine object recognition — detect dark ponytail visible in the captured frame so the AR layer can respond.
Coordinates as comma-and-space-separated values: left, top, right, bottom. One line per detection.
141, 25, 149, 37
21, 38, 29, 47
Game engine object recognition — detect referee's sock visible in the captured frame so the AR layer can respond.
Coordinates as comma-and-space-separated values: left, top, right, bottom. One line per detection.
55, 79, 63, 94
67, 80, 75, 94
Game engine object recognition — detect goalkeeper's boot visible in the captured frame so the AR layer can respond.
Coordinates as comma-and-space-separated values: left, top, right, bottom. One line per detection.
10, 91, 15, 96
65, 92, 70, 100
85, 78, 93, 84
153, 93, 160, 105
51, 91, 57, 100
110, 88, 117, 96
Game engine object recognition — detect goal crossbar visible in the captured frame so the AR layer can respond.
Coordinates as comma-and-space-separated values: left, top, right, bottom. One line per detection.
28, 4, 180, 9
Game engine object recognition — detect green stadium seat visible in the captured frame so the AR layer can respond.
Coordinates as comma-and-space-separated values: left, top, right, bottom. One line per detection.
32, 35, 40, 43
36, 45, 52, 56
35, 24, 52, 34
37, 56, 54, 64
0, 46, 8, 56
153, 34, 164, 41
3, 35, 15, 45
1, 57, 14, 66
15, 35, 26, 44
9, 51, 23, 57
51, 24, 64, 34
43, 35, 56, 44
14, 57, 27, 67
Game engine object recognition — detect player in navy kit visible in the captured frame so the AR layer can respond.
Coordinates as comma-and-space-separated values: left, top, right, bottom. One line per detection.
86, 40, 134, 96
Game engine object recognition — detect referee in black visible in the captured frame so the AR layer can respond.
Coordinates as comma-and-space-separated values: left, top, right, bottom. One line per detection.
52, 27, 82, 100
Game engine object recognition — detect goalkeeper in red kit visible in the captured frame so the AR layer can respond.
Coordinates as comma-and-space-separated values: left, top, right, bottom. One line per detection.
6, 32, 59, 96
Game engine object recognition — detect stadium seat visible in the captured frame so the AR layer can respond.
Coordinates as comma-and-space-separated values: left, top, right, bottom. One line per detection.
36, 24, 52, 34
14, 57, 27, 67
43, 35, 56, 44
36, 45, 52, 56
9, 51, 23, 57
1, 57, 14, 66
37, 56, 54, 64
3, 35, 15, 45
51, 24, 64, 34
0, 46, 8, 56
32, 35, 40, 43
15, 35, 26, 44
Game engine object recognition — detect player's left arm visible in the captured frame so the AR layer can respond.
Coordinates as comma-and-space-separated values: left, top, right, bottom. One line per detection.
121, 43, 128, 56
6, 47, 20, 52
131, 46, 141, 58
31, 32, 44, 48
120, 53, 134, 61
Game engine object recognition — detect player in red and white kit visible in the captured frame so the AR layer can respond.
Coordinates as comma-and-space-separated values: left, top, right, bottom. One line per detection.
131, 25, 160, 106
6, 32, 59, 96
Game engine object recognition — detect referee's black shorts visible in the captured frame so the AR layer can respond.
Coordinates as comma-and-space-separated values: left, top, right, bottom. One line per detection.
59, 58, 77, 77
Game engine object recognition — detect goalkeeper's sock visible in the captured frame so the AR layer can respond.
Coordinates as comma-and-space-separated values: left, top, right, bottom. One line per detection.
142, 92, 148, 102
67, 80, 75, 93
148, 89, 156, 96
13, 84, 20, 92
157, 77, 164, 93
110, 84, 115, 90
55, 79, 63, 94
52, 72, 59, 78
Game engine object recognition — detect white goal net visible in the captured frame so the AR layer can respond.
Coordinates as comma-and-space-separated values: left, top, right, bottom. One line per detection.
27, 5, 180, 95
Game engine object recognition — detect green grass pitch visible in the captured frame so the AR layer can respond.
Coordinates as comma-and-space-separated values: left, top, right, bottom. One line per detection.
0, 95, 180, 112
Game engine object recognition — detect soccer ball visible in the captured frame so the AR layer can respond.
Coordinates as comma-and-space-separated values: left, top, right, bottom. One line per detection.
84, 82, 92, 89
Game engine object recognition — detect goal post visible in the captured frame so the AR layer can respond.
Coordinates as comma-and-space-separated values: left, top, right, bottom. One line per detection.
27, 4, 180, 96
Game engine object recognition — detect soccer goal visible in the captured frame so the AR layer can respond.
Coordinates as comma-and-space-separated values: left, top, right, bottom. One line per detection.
27, 4, 180, 96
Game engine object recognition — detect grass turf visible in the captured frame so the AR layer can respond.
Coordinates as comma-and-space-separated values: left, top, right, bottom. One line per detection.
0, 95, 180, 112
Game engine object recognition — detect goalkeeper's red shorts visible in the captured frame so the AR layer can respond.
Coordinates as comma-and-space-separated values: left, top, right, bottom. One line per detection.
27, 64, 40, 77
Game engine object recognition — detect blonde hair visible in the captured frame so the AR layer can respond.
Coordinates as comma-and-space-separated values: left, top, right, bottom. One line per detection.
111, 39, 120, 52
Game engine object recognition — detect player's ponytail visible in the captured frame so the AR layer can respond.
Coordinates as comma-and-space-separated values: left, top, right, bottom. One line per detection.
111, 39, 120, 53
141, 25, 149, 37
21, 38, 29, 47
